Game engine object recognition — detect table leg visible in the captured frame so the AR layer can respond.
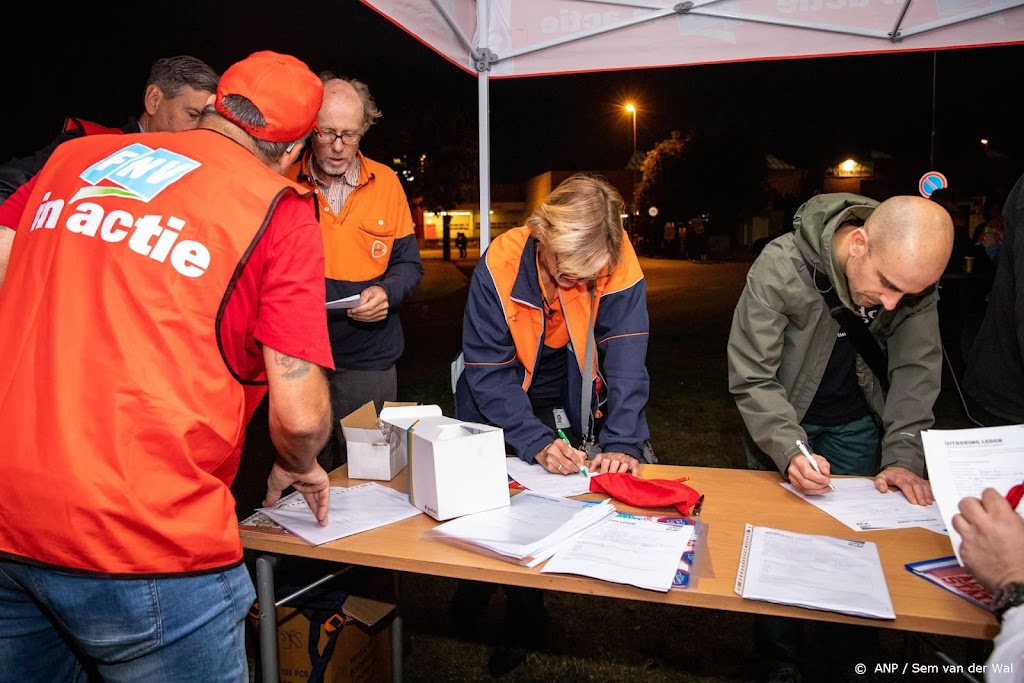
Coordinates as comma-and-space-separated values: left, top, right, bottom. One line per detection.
392, 571, 404, 683
255, 554, 279, 683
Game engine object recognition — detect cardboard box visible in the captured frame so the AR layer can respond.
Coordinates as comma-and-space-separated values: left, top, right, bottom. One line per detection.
248, 594, 394, 683
379, 405, 510, 521
341, 401, 415, 481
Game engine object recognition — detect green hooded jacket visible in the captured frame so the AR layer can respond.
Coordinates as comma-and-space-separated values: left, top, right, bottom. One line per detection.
727, 193, 941, 478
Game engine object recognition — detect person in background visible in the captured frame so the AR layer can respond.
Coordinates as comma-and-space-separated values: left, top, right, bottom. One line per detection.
973, 198, 1006, 268
964, 172, 1024, 426
0, 55, 219, 286
727, 192, 953, 682
452, 173, 651, 675
931, 188, 974, 274
953, 489, 1024, 681
0, 51, 333, 681
285, 73, 423, 471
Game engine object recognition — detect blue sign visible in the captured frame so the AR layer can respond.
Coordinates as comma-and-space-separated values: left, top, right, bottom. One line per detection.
919, 171, 948, 198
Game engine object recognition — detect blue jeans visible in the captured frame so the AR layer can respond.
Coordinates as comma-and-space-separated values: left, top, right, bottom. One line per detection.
0, 560, 255, 683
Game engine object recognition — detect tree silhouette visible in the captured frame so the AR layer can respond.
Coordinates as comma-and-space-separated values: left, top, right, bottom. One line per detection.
635, 126, 768, 249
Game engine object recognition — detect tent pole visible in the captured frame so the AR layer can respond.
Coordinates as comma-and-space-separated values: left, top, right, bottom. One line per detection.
930, 50, 937, 170
477, 0, 492, 254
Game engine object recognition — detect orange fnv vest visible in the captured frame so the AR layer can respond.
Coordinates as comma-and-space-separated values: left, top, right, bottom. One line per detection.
0, 130, 309, 575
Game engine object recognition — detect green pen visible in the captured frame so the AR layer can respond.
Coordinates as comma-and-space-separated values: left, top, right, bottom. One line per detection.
557, 429, 589, 477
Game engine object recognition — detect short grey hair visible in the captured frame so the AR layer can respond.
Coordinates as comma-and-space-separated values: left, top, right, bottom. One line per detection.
202, 97, 304, 164
317, 71, 382, 132
147, 55, 219, 97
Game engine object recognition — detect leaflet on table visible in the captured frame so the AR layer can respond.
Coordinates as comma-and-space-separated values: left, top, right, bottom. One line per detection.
735, 524, 895, 620
921, 424, 1024, 563
326, 294, 361, 310
239, 488, 344, 537
505, 456, 596, 498
780, 477, 946, 533
425, 491, 617, 567
259, 482, 422, 546
616, 511, 702, 589
905, 556, 993, 611
540, 516, 694, 592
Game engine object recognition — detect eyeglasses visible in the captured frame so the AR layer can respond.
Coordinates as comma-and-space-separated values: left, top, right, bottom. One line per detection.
314, 128, 362, 146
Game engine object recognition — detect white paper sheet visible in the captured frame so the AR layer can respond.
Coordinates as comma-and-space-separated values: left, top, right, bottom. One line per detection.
427, 491, 616, 566
541, 516, 694, 592
922, 425, 1024, 563
781, 477, 946, 533
735, 524, 895, 619
505, 456, 595, 497
260, 482, 421, 545
326, 294, 361, 310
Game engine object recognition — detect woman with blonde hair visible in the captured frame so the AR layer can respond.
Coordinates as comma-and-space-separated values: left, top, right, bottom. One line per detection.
456, 172, 651, 474
452, 173, 652, 672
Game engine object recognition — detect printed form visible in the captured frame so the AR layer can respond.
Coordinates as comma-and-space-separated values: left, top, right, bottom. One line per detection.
735, 524, 895, 619
506, 456, 595, 497
541, 516, 694, 592
260, 482, 421, 545
922, 424, 1024, 563
781, 478, 946, 533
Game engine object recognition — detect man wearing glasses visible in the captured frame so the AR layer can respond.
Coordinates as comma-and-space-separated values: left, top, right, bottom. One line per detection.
287, 73, 423, 471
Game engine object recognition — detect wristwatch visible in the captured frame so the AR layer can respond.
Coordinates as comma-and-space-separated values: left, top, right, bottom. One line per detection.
991, 582, 1024, 622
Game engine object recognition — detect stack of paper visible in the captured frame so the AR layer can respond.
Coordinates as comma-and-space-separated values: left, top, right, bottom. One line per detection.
426, 491, 616, 567
735, 524, 895, 619
541, 516, 694, 592
259, 482, 421, 546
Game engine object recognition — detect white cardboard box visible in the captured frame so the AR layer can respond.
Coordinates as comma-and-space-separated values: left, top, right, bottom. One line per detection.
341, 401, 415, 481
379, 405, 510, 521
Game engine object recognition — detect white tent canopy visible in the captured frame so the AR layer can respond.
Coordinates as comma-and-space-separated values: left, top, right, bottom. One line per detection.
362, 0, 1024, 249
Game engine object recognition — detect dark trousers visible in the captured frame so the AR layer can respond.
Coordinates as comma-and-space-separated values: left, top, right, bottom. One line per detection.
320, 366, 397, 473
755, 415, 881, 676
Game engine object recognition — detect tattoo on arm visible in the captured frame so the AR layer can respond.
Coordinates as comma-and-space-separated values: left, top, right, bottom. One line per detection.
273, 351, 311, 380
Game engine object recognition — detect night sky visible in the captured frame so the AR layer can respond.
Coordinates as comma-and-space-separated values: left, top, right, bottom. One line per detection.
7, 2, 1022, 189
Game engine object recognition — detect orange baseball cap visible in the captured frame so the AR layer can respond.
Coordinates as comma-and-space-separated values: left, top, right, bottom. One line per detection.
215, 51, 323, 143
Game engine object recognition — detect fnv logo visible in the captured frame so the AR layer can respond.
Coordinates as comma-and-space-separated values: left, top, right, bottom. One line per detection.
28, 144, 211, 278
73, 143, 200, 203
371, 240, 388, 259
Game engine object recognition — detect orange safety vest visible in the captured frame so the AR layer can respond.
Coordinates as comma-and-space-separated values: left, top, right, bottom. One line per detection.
0, 130, 308, 575
483, 227, 645, 390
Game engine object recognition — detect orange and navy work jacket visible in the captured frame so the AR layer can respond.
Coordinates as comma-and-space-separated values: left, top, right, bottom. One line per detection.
286, 151, 423, 370
455, 227, 651, 462
0, 130, 310, 576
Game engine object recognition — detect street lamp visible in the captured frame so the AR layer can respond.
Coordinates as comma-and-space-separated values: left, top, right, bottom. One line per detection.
624, 103, 637, 161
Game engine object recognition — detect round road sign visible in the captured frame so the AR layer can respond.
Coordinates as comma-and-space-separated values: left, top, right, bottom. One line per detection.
919, 171, 948, 198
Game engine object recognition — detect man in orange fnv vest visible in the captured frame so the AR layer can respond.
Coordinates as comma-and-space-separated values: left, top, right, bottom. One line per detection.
0, 55, 219, 286
0, 51, 333, 682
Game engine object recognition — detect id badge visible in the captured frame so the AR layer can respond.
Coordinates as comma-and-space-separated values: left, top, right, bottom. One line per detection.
552, 408, 571, 430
